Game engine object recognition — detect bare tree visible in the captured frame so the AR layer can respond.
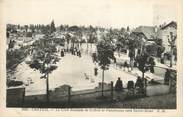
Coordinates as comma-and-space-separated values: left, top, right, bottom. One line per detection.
168, 32, 176, 67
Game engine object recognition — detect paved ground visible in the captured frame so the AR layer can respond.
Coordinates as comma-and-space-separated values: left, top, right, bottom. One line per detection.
12, 44, 171, 96
14, 44, 138, 95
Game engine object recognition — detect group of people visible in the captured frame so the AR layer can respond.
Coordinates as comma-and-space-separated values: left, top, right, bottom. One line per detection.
114, 76, 147, 93
116, 55, 156, 74
59, 46, 82, 58
70, 47, 81, 57
114, 68, 173, 92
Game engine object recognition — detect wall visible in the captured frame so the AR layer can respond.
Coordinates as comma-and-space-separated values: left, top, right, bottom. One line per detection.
158, 27, 177, 53
7, 87, 25, 107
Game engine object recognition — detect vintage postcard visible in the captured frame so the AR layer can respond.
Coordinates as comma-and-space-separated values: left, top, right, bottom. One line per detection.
0, 0, 183, 117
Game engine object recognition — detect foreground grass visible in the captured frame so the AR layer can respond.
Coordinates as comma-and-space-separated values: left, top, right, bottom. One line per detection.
97, 93, 176, 109
19, 93, 176, 109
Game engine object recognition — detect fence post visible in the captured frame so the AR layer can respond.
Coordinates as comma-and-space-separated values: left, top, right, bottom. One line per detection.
22, 88, 25, 107
111, 81, 113, 102
68, 86, 71, 105
169, 76, 172, 92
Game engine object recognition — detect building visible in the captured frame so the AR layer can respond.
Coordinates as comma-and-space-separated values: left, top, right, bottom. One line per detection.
157, 21, 177, 53
131, 26, 157, 56
132, 21, 177, 54
132, 26, 158, 41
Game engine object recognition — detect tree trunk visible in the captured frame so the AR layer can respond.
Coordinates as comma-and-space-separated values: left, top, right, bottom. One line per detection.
140, 45, 143, 55
72, 42, 75, 48
118, 49, 121, 57
130, 58, 134, 71
142, 71, 145, 79
142, 71, 146, 96
170, 47, 173, 67
46, 73, 49, 103
67, 42, 69, 52
86, 42, 88, 51
90, 43, 92, 51
102, 69, 105, 97
110, 81, 114, 102
142, 71, 145, 88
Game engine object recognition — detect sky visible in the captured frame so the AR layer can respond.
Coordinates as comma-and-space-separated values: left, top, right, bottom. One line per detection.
1, 0, 177, 28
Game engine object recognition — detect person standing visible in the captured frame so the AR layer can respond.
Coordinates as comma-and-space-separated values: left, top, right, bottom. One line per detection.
115, 77, 123, 91
149, 56, 155, 73
78, 50, 81, 57
61, 50, 64, 57
135, 76, 144, 88
164, 69, 171, 85
94, 67, 98, 76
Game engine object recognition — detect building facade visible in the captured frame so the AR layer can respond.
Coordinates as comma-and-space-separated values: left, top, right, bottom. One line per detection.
157, 21, 177, 53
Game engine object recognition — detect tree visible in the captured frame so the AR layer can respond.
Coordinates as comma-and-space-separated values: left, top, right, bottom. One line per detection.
29, 24, 35, 33
75, 29, 83, 49
60, 25, 64, 31
29, 35, 60, 103
6, 31, 9, 38
168, 32, 176, 67
157, 46, 165, 63
42, 25, 51, 35
151, 36, 165, 59
24, 25, 28, 33
88, 31, 97, 51
145, 43, 158, 56
7, 46, 28, 70
65, 33, 71, 51
50, 20, 56, 33
128, 33, 142, 70
136, 52, 149, 79
97, 37, 116, 97
128, 39, 136, 70
8, 39, 15, 51
71, 36, 77, 49
114, 28, 128, 57
86, 26, 97, 51
136, 52, 149, 95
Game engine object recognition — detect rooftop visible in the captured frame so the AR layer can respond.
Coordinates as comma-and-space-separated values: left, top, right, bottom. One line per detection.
133, 26, 156, 40
160, 21, 177, 30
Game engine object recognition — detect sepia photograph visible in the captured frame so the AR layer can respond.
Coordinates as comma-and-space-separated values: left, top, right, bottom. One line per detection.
1, 0, 182, 114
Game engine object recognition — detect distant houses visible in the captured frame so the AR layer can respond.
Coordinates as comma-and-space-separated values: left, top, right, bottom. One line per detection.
132, 21, 177, 55
132, 26, 157, 41
6, 24, 45, 50
6, 21, 177, 57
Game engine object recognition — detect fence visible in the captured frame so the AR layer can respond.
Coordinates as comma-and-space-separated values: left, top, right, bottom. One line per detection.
17, 81, 148, 108
23, 81, 117, 107
21, 81, 163, 108
7, 77, 175, 108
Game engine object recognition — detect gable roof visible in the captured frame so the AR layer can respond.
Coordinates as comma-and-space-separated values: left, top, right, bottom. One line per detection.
133, 26, 156, 40
161, 21, 177, 30
130, 32, 147, 42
